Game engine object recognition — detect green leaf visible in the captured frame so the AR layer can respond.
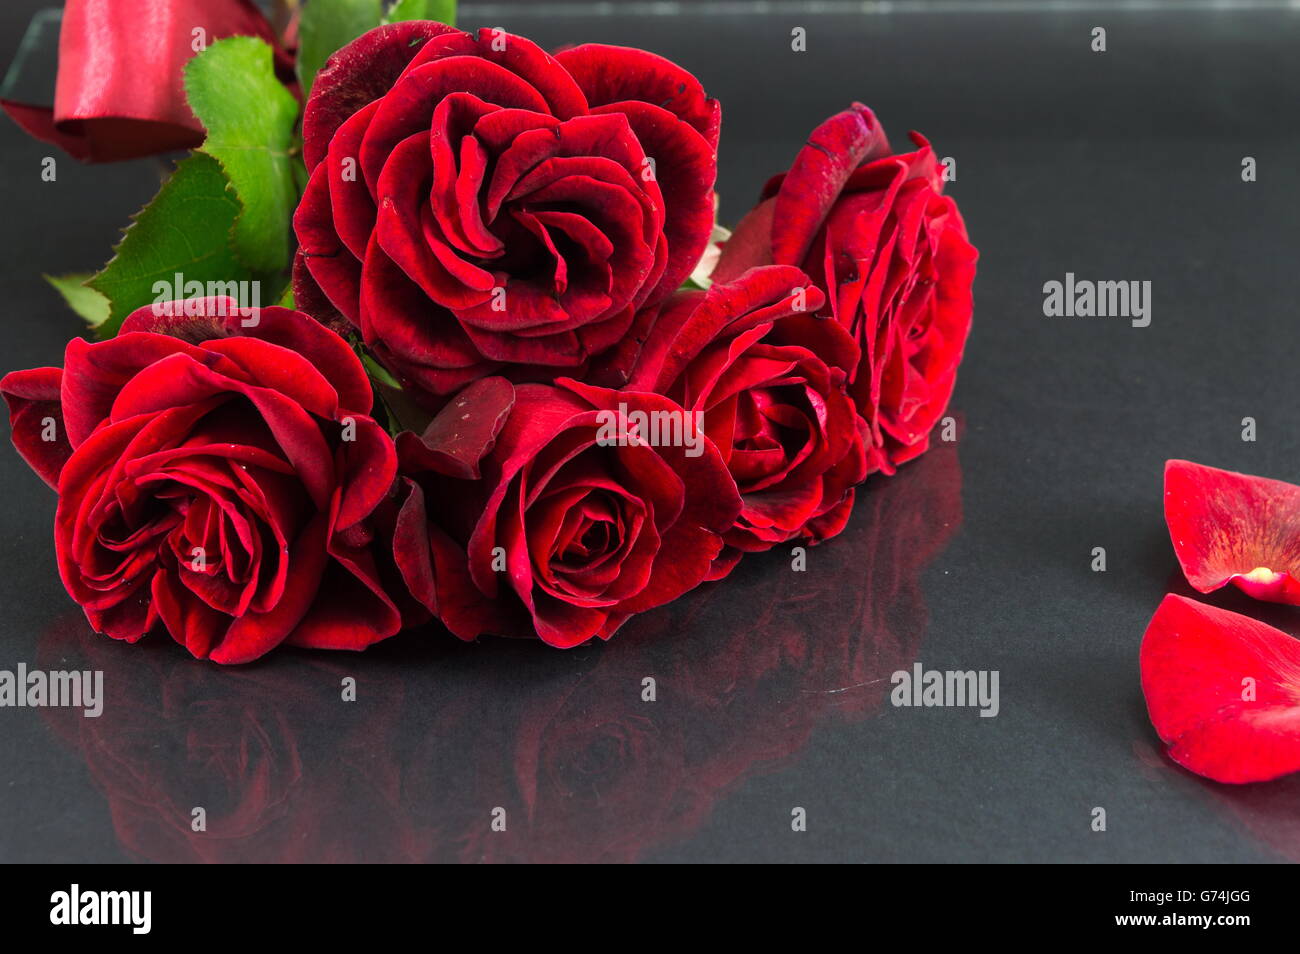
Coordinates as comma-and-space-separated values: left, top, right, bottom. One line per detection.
87, 153, 257, 338
385, 0, 456, 25
184, 36, 300, 275
298, 0, 385, 96
45, 273, 111, 329
359, 349, 403, 390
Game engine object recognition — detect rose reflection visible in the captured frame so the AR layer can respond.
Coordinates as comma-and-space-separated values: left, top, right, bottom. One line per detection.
39, 442, 962, 863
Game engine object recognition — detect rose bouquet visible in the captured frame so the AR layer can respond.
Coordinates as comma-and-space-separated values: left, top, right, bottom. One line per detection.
2, 0, 977, 663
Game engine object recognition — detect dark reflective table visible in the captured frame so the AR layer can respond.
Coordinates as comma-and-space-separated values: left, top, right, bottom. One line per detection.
2, 1, 1299, 862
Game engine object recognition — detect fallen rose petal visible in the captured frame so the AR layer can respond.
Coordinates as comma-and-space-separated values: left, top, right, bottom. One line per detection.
1141, 593, 1300, 783
1165, 459, 1300, 605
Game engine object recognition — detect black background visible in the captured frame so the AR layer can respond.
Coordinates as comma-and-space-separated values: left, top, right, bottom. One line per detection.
2, 0, 1299, 863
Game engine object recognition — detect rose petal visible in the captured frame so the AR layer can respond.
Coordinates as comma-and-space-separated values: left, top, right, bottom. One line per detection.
334, 415, 397, 531
123, 301, 374, 418
772, 102, 891, 268
711, 197, 775, 286
302, 20, 460, 171
587, 100, 716, 302
398, 376, 515, 480
61, 333, 196, 446
295, 161, 367, 327
404, 28, 588, 121
388, 477, 436, 615
206, 513, 331, 664
1, 366, 71, 488
1140, 594, 1300, 783
554, 43, 719, 149
1165, 459, 1300, 605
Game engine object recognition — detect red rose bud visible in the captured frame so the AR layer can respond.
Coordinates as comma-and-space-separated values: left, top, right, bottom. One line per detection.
1165, 459, 1300, 605
391, 377, 741, 647
293, 24, 719, 406
626, 265, 866, 577
1141, 594, 1300, 784
1, 299, 410, 663
715, 103, 977, 475
1, 0, 293, 162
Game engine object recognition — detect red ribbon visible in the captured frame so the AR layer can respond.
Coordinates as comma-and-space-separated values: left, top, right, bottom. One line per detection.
2, 0, 294, 162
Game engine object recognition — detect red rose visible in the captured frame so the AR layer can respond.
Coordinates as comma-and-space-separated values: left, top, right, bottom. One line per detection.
293, 22, 718, 404
715, 103, 977, 474
391, 377, 740, 646
1, 299, 405, 663
626, 265, 866, 575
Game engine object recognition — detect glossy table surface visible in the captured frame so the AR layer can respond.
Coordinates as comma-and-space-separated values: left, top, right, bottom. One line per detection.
2, 1, 1298, 862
